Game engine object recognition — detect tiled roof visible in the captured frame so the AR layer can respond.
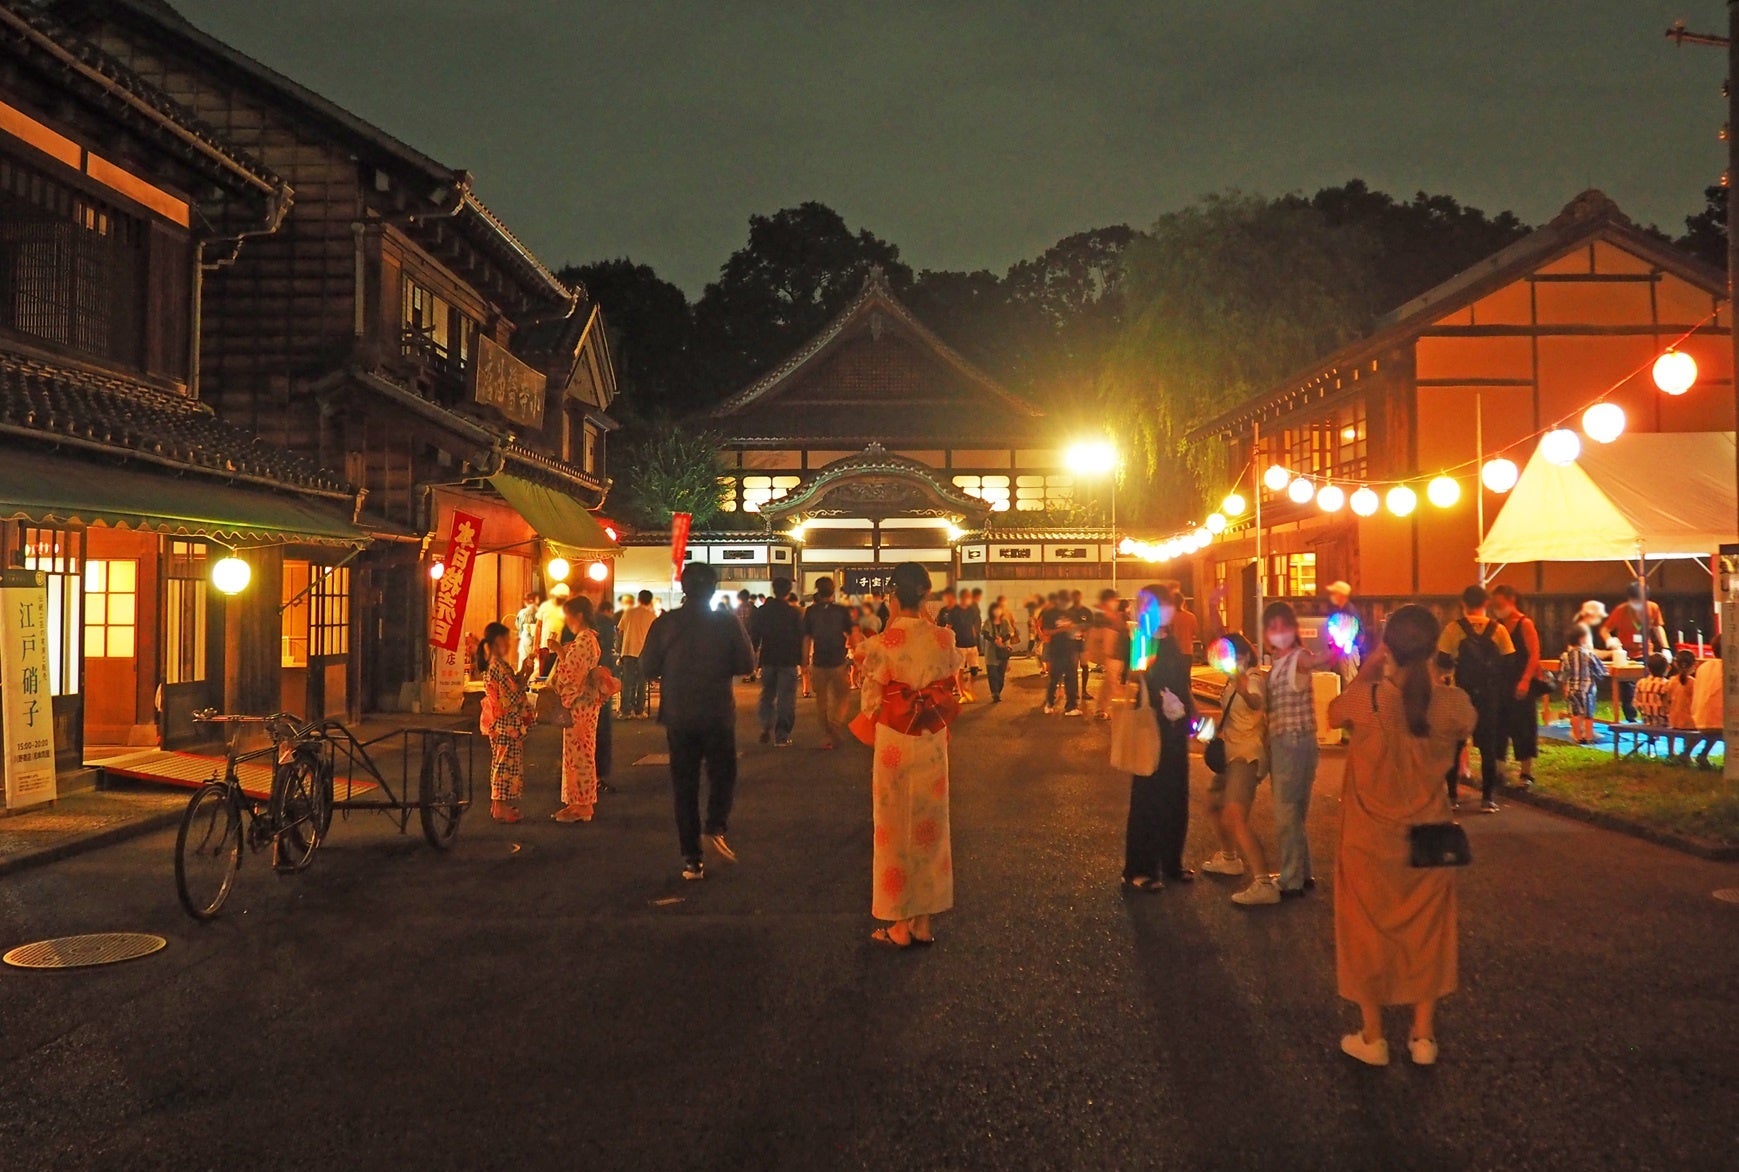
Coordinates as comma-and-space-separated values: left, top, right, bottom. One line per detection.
0, 351, 352, 495
958, 528, 1114, 542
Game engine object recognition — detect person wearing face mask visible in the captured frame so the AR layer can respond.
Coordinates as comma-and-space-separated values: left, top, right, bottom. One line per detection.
1121, 585, 1196, 891
1487, 585, 1541, 788
1607, 582, 1669, 721
1264, 601, 1321, 898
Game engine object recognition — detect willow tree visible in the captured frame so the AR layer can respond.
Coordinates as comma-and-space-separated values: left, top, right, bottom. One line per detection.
610, 420, 729, 530
1099, 193, 1383, 521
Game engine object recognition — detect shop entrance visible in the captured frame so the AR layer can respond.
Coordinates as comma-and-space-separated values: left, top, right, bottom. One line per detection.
281, 558, 352, 720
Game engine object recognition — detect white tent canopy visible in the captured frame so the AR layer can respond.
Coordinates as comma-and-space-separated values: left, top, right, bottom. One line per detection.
1478, 431, 1738, 564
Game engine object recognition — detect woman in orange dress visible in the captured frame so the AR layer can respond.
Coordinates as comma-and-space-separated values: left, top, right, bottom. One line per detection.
1326, 604, 1476, 1067
857, 562, 963, 949
550, 595, 605, 823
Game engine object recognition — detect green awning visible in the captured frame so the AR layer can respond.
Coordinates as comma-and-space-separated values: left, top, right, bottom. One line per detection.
0, 448, 365, 545
489, 471, 619, 559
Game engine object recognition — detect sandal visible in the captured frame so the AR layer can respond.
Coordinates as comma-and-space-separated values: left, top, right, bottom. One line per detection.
491, 805, 523, 824
870, 926, 914, 949
1123, 875, 1164, 893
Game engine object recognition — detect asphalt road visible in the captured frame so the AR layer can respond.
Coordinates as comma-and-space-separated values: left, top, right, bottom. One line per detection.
1, 664, 1735, 1171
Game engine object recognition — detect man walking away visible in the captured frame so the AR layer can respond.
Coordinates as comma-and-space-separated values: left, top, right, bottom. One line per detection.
592, 596, 619, 790
749, 576, 804, 746
640, 562, 756, 881
1041, 595, 1084, 715
947, 588, 983, 700
1437, 584, 1514, 813
803, 577, 855, 748
617, 589, 657, 719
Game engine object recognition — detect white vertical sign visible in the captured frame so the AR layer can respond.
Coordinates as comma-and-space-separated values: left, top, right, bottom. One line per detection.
1, 569, 57, 808
432, 646, 466, 714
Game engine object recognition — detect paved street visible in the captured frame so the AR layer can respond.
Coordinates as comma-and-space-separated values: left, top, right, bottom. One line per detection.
1, 666, 1735, 1171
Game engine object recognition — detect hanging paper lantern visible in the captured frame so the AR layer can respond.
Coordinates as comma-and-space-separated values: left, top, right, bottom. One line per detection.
546, 557, 571, 582
211, 556, 252, 596
1205, 512, 1228, 534
1349, 486, 1380, 517
1426, 475, 1461, 508
1263, 465, 1292, 492
1540, 428, 1581, 466
586, 560, 610, 582
1316, 484, 1346, 513
1386, 485, 1418, 517
1582, 402, 1626, 444
1652, 350, 1697, 396
1480, 457, 1519, 494
1221, 493, 1247, 517
428, 560, 446, 581
1287, 477, 1315, 504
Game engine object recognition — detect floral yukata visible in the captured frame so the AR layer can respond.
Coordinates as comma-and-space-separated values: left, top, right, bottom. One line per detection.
859, 617, 964, 923
551, 628, 604, 809
482, 657, 531, 802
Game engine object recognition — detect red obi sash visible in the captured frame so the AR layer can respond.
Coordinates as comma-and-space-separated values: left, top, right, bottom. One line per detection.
850, 678, 961, 745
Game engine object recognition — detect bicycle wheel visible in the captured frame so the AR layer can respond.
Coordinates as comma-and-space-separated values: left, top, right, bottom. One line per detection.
175, 782, 241, 921
271, 749, 327, 872
418, 738, 464, 850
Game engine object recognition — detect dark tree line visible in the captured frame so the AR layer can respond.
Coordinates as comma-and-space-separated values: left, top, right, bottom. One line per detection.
566, 182, 1720, 528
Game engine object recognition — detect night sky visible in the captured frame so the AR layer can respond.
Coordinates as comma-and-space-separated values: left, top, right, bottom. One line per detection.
172, 0, 1732, 293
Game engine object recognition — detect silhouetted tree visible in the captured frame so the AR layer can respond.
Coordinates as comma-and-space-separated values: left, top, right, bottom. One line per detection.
559, 259, 695, 419
1677, 184, 1727, 271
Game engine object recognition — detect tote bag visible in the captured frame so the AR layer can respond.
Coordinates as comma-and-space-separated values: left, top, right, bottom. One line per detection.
1109, 675, 1161, 776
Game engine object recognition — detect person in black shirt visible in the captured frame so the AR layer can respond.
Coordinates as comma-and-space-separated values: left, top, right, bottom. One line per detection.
803, 577, 855, 748
1123, 586, 1196, 890
640, 562, 756, 880
1040, 594, 1083, 715
946, 588, 984, 701
748, 576, 804, 746
1066, 590, 1094, 702
592, 596, 619, 792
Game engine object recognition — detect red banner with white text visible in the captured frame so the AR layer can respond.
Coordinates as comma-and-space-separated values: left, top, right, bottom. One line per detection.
670, 512, 692, 588
430, 509, 483, 651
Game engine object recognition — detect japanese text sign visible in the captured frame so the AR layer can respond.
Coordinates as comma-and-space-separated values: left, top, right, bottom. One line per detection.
430, 510, 484, 652
1, 569, 56, 808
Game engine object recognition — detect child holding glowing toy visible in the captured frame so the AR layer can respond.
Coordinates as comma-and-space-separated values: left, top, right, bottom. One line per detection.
1264, 602, 1321, 898
1200, 634, 1281, 906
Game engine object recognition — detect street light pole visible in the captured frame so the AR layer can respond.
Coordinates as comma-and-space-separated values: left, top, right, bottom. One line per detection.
1110, 473, 1118, 594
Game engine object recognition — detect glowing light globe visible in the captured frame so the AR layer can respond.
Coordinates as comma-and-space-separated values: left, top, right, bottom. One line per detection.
1287, 477, 1315, 505
1118, 537, 1137, 555
1426, 475, 1461, 508
1582, 402, 1626, 444
1480, 458, 1519, 494
1316, 484, 1346, 513
1206, 512, 1228, 534
1386, 485, 1418, 517
546, 557, 571, 582
211, 556, 251, 596
1222, 493, 1247, 517
1325, 610, 1361, 654
429, 560, 446, 581
1653, 349, 1697, 396
1208, 637, 1239, 675
1263, 465, 1292, 492
1540, 428, 1581, 466
586, 560, 609, 582
1349, 486, 1380, 517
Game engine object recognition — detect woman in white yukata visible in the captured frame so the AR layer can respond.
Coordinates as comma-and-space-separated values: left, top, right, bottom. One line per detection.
855, 562, 964, 949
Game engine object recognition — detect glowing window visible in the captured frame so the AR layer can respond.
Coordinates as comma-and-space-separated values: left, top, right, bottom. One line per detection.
83, 559, 136, 659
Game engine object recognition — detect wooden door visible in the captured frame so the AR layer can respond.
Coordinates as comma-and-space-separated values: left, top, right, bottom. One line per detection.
82, 557, 138, 745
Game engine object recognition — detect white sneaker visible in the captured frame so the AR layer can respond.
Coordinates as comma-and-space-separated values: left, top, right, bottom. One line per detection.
1202, 851, 1245, 876
1042, 705, 1056, 715
1408, 1037, 1439, 1066
706, 834, 738, 864
1231, 876, 1281, 905
1340, 1033, 1390, 1067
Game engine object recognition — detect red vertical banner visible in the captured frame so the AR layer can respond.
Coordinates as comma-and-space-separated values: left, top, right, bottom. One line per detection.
670, 512, 693, 587
430, 509, 483, 651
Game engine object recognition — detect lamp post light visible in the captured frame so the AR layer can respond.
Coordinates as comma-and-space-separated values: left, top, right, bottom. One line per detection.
1065, 440, 1121, 592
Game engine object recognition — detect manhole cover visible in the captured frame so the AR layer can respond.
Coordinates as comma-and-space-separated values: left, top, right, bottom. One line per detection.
4, 933, 166, 970
1714, 889, 1739, 904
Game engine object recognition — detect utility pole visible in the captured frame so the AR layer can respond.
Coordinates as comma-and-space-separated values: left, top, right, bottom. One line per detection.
1665, 11, 1739, 778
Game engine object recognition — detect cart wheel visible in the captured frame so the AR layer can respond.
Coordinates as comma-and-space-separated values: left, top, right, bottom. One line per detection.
272, 749, 327, 872
315, 762, 335, 838
176, 782, 241, 921
419, 738, 464, 850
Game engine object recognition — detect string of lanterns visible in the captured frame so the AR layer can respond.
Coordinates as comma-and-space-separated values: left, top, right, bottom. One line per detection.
1119, 318, 1714, 564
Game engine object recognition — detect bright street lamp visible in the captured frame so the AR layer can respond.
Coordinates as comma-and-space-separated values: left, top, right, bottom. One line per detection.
1065, 440, 1120, 591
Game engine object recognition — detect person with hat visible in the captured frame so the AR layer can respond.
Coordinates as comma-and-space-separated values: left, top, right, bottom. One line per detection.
1607, 583, 1670, 722
1322, 580, 1365, 686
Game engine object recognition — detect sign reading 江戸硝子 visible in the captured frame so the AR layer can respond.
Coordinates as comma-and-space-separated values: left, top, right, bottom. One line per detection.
0, 569, 56, 809
471, 334, 547, 429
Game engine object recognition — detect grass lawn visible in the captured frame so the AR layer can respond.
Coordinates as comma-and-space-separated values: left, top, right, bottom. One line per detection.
1528, 742, 1739, 847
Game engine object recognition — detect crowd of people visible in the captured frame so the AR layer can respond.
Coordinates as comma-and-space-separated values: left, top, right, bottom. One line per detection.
468, 562, 1719, 1070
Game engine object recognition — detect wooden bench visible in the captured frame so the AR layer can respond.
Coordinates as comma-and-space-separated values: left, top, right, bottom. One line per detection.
1608, 724, 1725, 762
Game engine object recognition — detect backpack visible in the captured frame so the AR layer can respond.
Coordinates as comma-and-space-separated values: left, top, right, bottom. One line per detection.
1452, 618, 1504, 704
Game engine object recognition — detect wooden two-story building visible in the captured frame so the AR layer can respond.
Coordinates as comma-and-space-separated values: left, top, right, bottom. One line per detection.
0, 0, 370, 781
60, 0, 619, 716
1186, 191, 1731, 642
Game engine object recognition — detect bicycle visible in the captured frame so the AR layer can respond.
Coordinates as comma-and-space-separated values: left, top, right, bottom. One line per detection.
173, 711, 330, 921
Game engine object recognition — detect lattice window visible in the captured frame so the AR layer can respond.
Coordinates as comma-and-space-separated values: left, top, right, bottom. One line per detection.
164, 541, 209, 685
18, 526, 81, 695
83, 559, 137, 660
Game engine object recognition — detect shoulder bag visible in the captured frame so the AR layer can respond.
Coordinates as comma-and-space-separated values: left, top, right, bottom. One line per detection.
1202, 686, 1239, 775
1362, 682, 1472, 868
1109, 674, 1161, 776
